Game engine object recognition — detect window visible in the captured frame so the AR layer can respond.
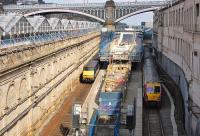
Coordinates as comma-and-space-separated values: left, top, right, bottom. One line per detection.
154, 86, 160, 93
194, 51, 198, 56
146, 87, 153, 93
199, 56, 200, 77
196, 3, 199, 17
84, 67, 94, 71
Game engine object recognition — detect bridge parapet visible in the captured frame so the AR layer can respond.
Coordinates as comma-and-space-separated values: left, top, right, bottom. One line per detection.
116, 1, 168, 6
3, 1, 169, 10
3, 0, 170, 22
4, 3, 104, 9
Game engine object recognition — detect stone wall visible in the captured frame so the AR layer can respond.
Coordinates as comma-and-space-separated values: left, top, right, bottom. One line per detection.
0, 31, 101, 136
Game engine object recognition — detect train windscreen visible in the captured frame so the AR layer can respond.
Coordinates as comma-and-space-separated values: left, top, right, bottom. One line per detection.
84, 67, 94, 71
122, 34, 135, 43
146, 87, 153, 93
146, 86, 160, 93
154, 86, 160, 93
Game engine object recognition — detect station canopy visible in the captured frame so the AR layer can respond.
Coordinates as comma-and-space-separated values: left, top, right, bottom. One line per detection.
61, 19, 69, 29
0, 13, 34, 35
48, 17, 64, 30
27, 16, 52, 32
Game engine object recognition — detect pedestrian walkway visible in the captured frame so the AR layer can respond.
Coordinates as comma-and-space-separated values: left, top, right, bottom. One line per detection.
120, 63, 142, 135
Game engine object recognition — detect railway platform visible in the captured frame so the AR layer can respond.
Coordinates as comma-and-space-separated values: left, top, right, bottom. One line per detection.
134, 88, 143, 136
120, 63, 142, 135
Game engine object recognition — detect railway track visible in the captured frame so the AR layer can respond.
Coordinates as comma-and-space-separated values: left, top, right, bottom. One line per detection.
147, 109, 164, 136
40, 83, 92, 136
143, 89, 174, 136
143, 83, 173, 136
157, 66, 186, 136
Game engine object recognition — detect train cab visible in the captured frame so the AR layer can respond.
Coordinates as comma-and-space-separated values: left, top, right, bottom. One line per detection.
143, 82, 162, 107
81, 60, 100, 83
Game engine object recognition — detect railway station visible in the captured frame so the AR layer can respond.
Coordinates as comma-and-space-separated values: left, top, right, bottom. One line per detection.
0, 0, 200, 136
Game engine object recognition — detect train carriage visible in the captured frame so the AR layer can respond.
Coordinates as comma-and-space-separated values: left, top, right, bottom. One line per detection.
143, 47, 162, 107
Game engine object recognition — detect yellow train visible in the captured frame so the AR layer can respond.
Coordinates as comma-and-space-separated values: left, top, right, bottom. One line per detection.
81, 59, 100, 83
143, 47, 162, 107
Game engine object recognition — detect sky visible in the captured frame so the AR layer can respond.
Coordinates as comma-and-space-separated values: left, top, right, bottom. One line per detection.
44, 0, 156, 25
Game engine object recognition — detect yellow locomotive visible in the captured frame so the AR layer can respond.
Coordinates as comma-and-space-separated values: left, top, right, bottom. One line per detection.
81, 59, 100, 83
143, 47, 162, 107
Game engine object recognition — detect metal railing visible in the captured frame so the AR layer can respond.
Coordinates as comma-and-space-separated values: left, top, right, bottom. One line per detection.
0, 28, 99, 48
3, 1, 171, 10
99, 52, 143, 62
116, 1, 170, 6
4, 3, 104, 10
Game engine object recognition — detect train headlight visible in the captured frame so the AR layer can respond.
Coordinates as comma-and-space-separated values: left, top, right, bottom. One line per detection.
144, 93, 148, 100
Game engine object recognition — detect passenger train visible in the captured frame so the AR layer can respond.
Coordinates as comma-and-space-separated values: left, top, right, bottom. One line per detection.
143, 47, 162, 107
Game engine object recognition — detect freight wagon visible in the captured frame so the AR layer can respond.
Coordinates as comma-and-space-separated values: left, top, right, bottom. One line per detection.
95, 61, 131, 136
94, 32, 136, 135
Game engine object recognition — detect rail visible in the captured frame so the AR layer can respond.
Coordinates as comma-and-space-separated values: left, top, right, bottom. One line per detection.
147, 109, 165, 136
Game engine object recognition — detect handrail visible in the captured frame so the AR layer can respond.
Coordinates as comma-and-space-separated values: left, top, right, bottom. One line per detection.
0, 28, 100, 48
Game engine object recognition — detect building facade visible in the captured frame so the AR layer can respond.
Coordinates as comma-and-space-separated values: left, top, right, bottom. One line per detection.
2, 0, 17, 5
153, 0, 200, 135
0, 0, 3, 13
2, 0, 44, 5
